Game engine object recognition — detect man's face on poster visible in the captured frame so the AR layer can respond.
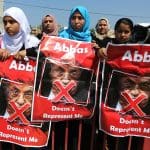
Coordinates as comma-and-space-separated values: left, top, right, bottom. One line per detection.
119, 76, 150, 110
49, 63, 82, 95
6, 82, 33, 118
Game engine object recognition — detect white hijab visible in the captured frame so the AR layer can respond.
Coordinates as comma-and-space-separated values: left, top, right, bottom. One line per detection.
2, 7, 39, 53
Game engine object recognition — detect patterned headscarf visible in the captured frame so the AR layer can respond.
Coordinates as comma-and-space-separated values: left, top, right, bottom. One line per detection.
59, 6, 91, 42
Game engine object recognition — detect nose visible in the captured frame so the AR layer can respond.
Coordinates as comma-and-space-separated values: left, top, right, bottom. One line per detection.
61, 73, 70, 85
16, 94, 25, 106
73, 17, 81, 23
130, 88, 140, 98
120, 33, 124, 37
47, 21, 50, 25
120, 32, 126, 37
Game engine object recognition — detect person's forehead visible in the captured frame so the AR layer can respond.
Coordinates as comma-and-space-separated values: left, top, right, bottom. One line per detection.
72, 11, 82, 16
139, 77, 150, 83
117, 23, 131, 29
9, 83, 32, 90
121, 76, 150, 83
52, 63, 80, 71
99, 20, 107, 24
3, 16, 16, 21
44, 16, 53, 20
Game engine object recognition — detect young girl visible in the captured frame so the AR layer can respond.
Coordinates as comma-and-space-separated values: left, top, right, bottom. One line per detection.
0, 7, 40, 61
101, 18, 135, 150
98, 17, 134, 58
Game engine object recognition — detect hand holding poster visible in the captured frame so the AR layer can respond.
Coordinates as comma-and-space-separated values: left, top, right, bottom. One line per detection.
0, 57, 50, 147
100, 44, 150, 138
32, 36, 99, 121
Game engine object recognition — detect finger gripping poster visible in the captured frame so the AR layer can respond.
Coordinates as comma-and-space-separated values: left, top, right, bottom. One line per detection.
0, 57, 50, 147
99, 44, 150, 138
32, 36, 99, 121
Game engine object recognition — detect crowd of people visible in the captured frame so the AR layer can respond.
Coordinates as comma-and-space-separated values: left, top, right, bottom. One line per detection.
0, 6, 149, 61
0, 5, 150, 150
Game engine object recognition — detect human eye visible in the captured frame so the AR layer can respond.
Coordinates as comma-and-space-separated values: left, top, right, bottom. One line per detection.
3, 19, 17, 25
44, 20, 52, 23
72, 16, 83, 20
44, 20, 48, 23
116, 29, 122, 33
140, 82, 150, 91
70, 70, 77, 75
70, 69, 80, 78
9, 87, 19, 98
9, 20, 16, 24
78, 16, 83, 20
24, 91, 33, 100
3, 20, 7, 26
124, 30, 130, 34
55, 67, 64, 77
120, 79, 135, 90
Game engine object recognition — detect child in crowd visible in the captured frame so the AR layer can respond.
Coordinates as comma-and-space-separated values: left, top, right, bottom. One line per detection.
100, 18, 139, 150
97, 17, 134, 58
0, 7, 40, 61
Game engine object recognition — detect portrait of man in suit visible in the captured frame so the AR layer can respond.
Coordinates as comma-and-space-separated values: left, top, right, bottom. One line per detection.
106, 71, 150, 117
0, 79, 33, 124
39, 58, 93, 104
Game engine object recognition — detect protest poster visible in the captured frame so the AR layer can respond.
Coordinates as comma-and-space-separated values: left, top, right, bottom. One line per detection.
99, 43, 150, 138
32, 36, 99, 121
0, 56, 50, 147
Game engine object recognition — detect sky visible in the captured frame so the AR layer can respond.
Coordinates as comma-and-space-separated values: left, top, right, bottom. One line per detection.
2, 0, 150, 29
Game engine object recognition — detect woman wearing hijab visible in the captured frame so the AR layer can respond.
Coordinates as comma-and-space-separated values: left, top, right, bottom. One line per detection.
0, 7, 40, 60
42, 14, 58, 36
91, 18, 115, 49
95, 18, 114, 39
59, 6, 91, 42
58, 6, 94, 150
37, 14, 58, 39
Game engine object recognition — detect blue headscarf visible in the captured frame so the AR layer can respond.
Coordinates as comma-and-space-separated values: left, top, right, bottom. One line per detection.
59, 6, 91, 42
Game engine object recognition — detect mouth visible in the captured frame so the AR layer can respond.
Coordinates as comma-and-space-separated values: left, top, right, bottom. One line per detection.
6, 30, 14, 35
